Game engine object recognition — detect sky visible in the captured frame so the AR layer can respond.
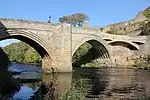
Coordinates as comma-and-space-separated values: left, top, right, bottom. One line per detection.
0, 0, 149, 47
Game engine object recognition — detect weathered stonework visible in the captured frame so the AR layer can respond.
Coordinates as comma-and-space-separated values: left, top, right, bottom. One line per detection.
0, 18, 149, 72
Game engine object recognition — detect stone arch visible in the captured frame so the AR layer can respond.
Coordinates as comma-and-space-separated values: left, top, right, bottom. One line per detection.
72, 35, 111, 59
0, 28, 53, 68
108, 41, 139, 50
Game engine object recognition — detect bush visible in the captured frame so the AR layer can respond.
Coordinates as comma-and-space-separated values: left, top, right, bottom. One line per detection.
134, 55, 150, 70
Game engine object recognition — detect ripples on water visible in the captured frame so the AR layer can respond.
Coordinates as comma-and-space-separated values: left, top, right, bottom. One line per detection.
79, 68, 150, 100
2, 63, 150, 100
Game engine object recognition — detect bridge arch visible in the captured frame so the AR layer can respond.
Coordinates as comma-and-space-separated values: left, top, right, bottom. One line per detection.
0, 28, 53, 68
108, 41, 139, 50
72, 35, 111, 59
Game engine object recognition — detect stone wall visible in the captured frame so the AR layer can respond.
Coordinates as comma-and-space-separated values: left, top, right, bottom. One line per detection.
110, 46, 135, 66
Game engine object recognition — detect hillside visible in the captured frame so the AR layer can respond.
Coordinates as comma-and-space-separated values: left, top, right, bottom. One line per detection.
102, 6, 150, 35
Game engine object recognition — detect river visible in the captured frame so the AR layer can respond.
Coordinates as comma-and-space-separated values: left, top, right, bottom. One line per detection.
2, 63, 150, 100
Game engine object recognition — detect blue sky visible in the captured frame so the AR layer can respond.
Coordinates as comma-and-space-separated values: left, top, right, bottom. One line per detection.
0, 0, 149, 47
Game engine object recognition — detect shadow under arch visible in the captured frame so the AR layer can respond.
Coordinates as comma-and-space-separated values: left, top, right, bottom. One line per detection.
72, 35, 111, 67
72, 35, 111, 59
108, 41, 138, 50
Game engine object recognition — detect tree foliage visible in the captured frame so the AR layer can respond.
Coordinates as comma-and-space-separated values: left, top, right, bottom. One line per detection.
3, 42, 41, 65
58, 13, 88, 27
143, 6, 150, 19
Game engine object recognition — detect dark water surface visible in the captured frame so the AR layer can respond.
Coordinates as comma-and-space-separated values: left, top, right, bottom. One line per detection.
3, 63, 150, 100
8, 63, 41, 100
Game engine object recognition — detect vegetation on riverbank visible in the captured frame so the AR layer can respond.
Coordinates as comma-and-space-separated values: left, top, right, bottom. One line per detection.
3, 42, 42, 65
134, 55, 150, 70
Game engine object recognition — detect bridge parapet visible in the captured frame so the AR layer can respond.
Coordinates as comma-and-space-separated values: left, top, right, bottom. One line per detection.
0, 18, 61, 31
101, 32, 147, 44
72, 27, 100, 34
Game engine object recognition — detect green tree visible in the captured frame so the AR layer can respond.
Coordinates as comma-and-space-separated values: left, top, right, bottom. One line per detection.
23, 48, 41, 64
58, 13, 88, 27
3, 42, 41, 65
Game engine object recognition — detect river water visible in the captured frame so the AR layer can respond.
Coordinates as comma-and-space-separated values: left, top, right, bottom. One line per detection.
2, 63, 150, 100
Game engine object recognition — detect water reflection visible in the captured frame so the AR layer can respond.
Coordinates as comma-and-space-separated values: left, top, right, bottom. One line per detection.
33, 68, 150, 100
0, 69, 20, 100
52, 68, 150, 100
13, 82, 41, 100
2, 63, 150, 100
42, 72, 72, 99
0, 62, 41, 100
72, 68, 109, 99
0, 68, 42, 100
90, 68, 150, 100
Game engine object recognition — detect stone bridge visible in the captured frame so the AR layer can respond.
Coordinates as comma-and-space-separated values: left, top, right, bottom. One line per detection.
0, 18, 148, 72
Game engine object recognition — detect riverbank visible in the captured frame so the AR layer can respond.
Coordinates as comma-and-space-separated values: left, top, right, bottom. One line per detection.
133, 55, 150, 70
